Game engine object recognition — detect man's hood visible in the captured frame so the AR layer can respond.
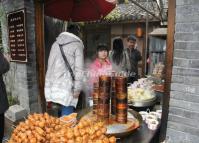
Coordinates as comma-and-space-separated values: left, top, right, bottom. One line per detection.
56, 32, 83, 45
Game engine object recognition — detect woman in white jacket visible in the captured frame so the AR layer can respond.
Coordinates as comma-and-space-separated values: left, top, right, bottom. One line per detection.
45, 25, 84, 116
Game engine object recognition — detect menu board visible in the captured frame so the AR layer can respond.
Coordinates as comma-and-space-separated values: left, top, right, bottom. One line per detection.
7, 9, 27, 62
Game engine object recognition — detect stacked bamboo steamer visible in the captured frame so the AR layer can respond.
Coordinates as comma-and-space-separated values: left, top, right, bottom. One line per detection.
98, 76, 111, 119
92, 82, 99, 114
92, 75, 128, 124
115, 76, 128, 123
111, 72, 116, 115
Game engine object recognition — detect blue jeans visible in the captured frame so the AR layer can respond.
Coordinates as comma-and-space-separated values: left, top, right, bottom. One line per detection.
61, 106, 75, 116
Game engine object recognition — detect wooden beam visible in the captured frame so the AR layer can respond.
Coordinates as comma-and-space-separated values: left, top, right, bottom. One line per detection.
160, 0, 175, 141
35, 0, 46, 112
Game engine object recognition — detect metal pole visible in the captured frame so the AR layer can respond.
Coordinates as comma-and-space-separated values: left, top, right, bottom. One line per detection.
145, 0, 149, 75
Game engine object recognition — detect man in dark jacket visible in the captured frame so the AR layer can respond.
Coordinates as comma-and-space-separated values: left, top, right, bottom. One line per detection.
126, 35, 142, 83
0, 52, 10, 142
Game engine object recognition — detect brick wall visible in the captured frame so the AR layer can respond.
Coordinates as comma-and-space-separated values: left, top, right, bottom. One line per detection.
0, 0, 40, 113
166, 0, 199, 142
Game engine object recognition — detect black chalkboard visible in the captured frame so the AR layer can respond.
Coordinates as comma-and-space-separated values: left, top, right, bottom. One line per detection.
7, 8, 27, 62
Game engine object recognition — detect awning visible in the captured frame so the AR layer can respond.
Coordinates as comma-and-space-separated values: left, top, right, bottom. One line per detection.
149, 28, 167, 36
44, 0, 116, 22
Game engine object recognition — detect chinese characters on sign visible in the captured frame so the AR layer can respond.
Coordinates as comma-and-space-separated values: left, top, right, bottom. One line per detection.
7, 9, 27, 62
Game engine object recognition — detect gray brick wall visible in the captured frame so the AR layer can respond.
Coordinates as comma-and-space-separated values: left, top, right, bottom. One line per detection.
167, 128, 199, 143
166, 0, 199, 142
0, 0, 40, 113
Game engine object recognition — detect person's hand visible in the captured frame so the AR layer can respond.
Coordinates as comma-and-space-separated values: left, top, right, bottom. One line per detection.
4, 53, 11, 62
73, 91, 80, 98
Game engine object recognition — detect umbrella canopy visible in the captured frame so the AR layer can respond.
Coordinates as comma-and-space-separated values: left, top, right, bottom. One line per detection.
44, 0, 116, 22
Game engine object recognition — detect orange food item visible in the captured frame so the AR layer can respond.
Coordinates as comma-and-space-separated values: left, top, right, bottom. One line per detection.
62, 113, 77, 121
109, 136, 117, 143
8, 112, 117, 143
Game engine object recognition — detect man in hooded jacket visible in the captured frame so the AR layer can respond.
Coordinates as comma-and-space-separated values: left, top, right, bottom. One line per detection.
45, 24, 84, 116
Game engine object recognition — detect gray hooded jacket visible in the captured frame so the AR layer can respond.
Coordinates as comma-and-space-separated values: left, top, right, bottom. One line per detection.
45, 32, 84, 107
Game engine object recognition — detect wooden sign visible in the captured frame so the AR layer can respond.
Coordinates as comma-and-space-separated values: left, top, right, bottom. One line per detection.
7, 9, 27, 62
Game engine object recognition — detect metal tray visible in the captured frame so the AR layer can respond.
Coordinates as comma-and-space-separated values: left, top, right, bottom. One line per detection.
128, 96, 157, 107
80, 109, 142, 138
106, 109, 142, 137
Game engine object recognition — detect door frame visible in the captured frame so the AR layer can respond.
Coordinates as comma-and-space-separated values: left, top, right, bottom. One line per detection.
35, 0, 46, 112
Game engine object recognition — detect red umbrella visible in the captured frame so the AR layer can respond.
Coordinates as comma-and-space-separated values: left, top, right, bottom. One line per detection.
44, 0, 116, 22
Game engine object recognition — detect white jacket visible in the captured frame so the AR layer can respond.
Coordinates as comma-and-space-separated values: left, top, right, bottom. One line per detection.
45, 32, 84, 107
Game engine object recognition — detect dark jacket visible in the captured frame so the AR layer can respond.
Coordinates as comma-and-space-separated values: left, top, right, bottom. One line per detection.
126, 48, 142, 79
0, 52, 10, 114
